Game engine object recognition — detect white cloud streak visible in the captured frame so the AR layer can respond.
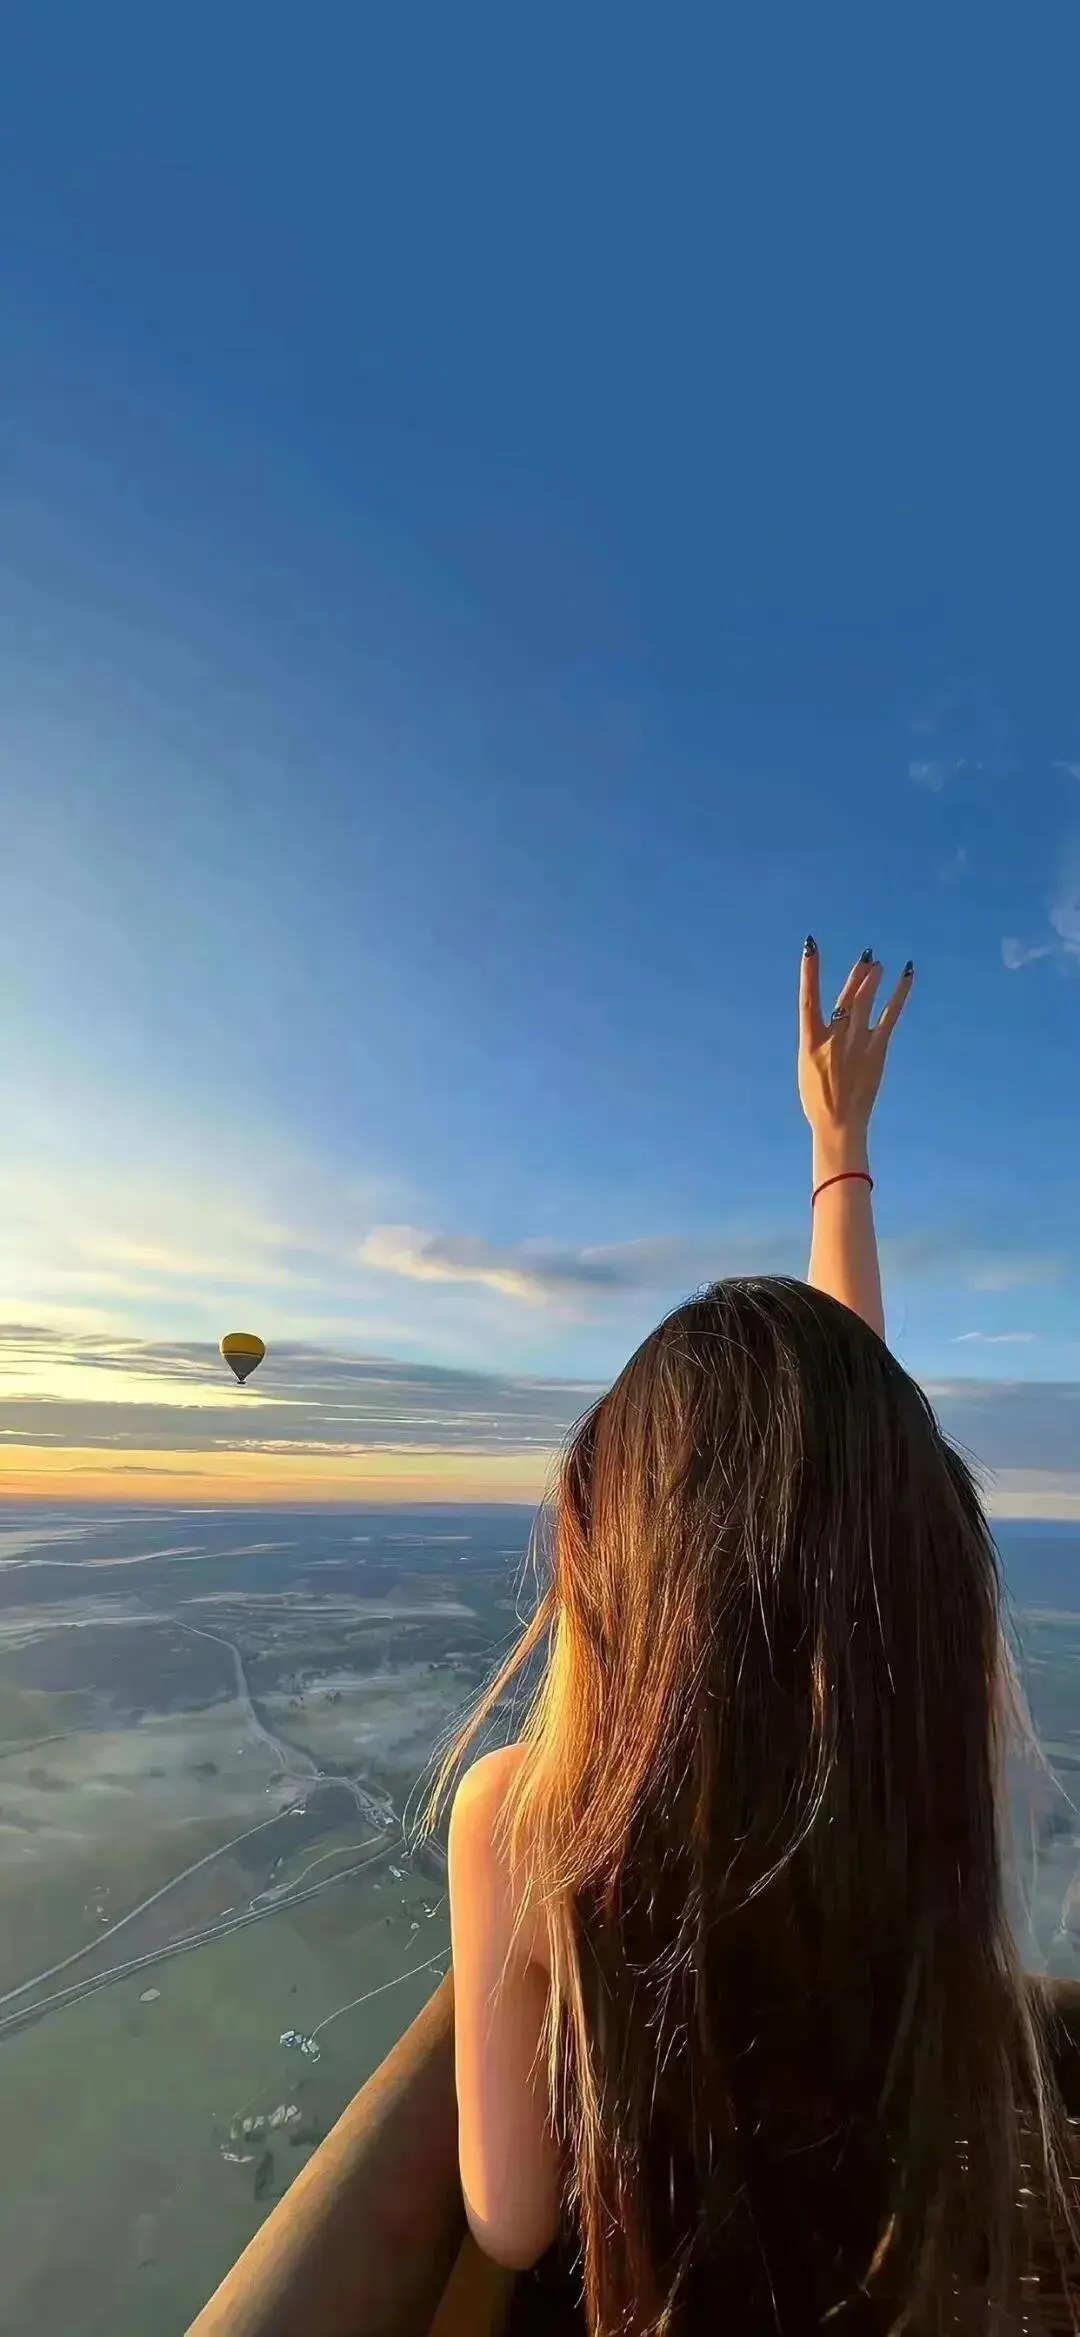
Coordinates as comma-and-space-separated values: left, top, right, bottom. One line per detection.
1002, 936, 1054, 971
1049, 852, 1080, 957
954, 1331, 1037, 1344
1002, 839, 1080, 973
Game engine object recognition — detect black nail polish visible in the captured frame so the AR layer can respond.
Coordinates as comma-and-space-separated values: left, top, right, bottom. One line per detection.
860, 947, 874, 963
904, 959, 914, 976
804, 934, 817, 955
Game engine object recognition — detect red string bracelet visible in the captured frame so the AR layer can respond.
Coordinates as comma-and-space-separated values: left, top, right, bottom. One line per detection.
811, 1171, 874, 1207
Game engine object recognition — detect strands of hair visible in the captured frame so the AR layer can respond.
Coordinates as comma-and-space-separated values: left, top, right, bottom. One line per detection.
419, 1277, 1080, 2337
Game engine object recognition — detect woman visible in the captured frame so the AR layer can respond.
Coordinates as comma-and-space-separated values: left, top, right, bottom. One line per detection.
423, 940, 1080, 2337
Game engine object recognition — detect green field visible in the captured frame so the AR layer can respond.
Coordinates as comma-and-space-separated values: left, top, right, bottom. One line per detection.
0, 1857, 449, 2336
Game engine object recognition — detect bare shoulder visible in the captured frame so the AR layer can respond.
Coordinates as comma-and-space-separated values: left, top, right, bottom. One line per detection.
449, 1742, 548, 1969
450, 1741, 529, 1831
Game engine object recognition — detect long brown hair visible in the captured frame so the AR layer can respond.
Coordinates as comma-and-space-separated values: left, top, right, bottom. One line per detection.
420, 1277, 1080, 2336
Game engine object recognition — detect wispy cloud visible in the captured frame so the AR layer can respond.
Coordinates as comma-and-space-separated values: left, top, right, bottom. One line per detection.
1049, 848, 1080, 958
908, 685, 1011, 792
954, 1331, 1037, 1344
1002, 838, 1080, 973
0, 1158, 348, 1321
966, 1255, 1063, 1292
880, 1235, 1064, 1291
359, 1225, 1068, 1311
879, 1234, 958, 1276
358, 1225, 800, 1309
1002, 936, 1054, 971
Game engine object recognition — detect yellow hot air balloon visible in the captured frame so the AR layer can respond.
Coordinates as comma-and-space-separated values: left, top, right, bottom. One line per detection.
220, 1331, 266, 1387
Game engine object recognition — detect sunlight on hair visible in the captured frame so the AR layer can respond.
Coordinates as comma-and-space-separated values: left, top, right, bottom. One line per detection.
415, 1280, 1080, 2337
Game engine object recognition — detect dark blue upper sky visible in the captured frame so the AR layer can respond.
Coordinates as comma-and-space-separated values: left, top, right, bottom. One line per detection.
3, 7, 1080, 1422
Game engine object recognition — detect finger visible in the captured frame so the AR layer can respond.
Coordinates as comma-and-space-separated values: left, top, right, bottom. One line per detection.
832, 951, 876, 1018
875, 962, 914, 1043
800, 940, 826, 1048
848, 958, 884, 1031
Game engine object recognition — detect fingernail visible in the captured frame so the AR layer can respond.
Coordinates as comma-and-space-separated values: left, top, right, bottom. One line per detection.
904, 959, 914, 976
860, 947, 874, 963
804, 934, 817, 956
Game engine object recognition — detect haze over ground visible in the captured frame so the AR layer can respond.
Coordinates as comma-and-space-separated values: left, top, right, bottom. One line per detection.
2, 12, 1079, 1508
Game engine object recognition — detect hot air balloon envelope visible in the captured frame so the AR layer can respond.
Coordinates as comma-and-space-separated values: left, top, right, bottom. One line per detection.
221, 1332, 266, 1386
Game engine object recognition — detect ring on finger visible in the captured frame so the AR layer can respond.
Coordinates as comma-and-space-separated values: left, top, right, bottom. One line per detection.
830, 1006, 849, 1024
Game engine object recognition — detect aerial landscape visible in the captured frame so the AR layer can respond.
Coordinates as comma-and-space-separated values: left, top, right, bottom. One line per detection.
0, 1501, 537, 2334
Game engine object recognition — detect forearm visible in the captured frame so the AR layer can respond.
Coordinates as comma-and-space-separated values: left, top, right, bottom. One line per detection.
807, 1134, 885, 1342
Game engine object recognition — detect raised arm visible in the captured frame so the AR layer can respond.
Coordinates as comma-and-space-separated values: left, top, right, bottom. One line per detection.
798, 937, 914, 1343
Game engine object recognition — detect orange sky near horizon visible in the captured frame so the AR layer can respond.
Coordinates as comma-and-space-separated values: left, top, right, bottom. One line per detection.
0, 1443, 555, 1506
1, 1445, 1079, 1518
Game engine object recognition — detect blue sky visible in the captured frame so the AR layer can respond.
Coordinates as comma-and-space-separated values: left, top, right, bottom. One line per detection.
2, 9, 1080, 1507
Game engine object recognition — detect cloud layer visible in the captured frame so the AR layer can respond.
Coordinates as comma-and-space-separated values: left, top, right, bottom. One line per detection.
0, 1324, 598, 1456
1, 1325, 1079, 1501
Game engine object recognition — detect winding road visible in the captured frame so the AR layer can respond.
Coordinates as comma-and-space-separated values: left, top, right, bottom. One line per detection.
176, 1617, 394, 1830
178, 1621, 318, 1780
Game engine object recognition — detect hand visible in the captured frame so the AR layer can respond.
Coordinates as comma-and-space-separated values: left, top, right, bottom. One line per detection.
798, 940, 913, 1156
